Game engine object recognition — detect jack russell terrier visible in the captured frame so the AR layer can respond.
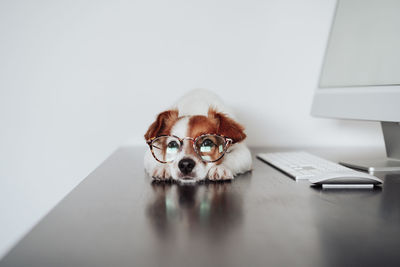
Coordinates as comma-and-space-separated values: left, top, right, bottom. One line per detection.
144, 89, 252, 182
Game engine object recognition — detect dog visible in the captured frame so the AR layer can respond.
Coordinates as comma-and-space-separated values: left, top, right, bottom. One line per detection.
144, 89, 252, 181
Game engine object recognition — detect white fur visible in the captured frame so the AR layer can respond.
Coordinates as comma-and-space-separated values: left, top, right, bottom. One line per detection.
174, 89, 236, 119
168, 117, 210, 180
145, 89, 252, 181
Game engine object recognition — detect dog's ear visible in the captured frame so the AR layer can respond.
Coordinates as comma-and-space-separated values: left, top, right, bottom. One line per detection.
208, 108, 246, 143
144, 109, 179, 140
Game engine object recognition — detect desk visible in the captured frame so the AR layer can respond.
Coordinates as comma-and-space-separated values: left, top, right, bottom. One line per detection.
1, 147, 400, 267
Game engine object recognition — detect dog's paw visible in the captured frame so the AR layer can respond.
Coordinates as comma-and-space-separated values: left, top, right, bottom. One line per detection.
207, 165, 234, 181
152, 166, 172, 180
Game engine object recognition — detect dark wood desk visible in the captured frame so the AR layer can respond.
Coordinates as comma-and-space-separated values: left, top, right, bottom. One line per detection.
1, 147, 400, 267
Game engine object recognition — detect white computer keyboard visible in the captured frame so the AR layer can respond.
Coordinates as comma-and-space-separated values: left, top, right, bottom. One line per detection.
257, 151, 359, 180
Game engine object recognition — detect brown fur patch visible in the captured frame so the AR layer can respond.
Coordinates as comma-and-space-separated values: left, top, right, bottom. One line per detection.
187, 109, 246, 165
144, 109, 179, 140
207, 108, 246, 143
188, 115, 218, 138
186, 116, 218, 165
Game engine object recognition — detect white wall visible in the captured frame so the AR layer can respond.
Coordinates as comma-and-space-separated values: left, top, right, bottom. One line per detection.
0, 0, 383, 259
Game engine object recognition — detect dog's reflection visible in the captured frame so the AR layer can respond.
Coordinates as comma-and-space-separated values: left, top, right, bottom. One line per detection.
146, 181, 243, 241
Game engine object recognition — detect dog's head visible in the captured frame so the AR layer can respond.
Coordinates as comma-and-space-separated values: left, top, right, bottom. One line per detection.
145, 108, 246, 181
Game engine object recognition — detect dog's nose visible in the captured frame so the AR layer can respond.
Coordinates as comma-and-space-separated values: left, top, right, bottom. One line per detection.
178, 158, 196, 175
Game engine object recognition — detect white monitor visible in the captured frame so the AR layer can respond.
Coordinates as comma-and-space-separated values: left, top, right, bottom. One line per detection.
311, 0, 400, 172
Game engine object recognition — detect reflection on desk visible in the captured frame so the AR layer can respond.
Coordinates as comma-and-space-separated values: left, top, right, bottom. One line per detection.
146, 181, 245, 241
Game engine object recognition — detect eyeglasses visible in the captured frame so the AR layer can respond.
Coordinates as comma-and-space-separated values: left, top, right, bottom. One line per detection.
146, 134, 233, 163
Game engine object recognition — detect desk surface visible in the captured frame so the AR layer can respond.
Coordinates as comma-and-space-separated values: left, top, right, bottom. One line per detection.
1, 147, 400, 267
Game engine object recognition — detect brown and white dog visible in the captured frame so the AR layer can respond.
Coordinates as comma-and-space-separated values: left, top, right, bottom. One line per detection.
144, 89, 252, 181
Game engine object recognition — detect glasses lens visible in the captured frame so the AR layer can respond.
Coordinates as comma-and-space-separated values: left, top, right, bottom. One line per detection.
195, 135, 226, 162
151, 136, 181, 162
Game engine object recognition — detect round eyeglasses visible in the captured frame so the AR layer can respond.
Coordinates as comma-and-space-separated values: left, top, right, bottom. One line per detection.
146, 134, 233, 163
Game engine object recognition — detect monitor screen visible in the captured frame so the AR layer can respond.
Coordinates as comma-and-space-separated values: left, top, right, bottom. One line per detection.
311, 0, 400, 122
320, 0, 400, 88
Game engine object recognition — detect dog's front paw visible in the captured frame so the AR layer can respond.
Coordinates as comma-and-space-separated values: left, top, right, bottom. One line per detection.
208, 165, 234, 181
152, 166, 172, 180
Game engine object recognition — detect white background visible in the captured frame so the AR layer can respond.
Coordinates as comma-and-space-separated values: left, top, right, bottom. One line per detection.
0, 0, 383, 259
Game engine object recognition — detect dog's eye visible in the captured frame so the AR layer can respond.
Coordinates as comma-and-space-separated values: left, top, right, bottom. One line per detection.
167, 141, 179, 149
201, 139, 215, 148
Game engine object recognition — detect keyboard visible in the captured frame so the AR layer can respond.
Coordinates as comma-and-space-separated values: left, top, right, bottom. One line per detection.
256, 151, 360, 180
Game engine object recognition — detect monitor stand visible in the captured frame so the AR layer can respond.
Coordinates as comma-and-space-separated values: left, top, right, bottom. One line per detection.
340, 122, 400, 173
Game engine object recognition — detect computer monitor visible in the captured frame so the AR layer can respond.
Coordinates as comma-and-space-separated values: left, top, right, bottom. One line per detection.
311, 0, 400, 172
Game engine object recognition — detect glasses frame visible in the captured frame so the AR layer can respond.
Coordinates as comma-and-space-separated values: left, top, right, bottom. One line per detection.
146, 134, 233, 164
